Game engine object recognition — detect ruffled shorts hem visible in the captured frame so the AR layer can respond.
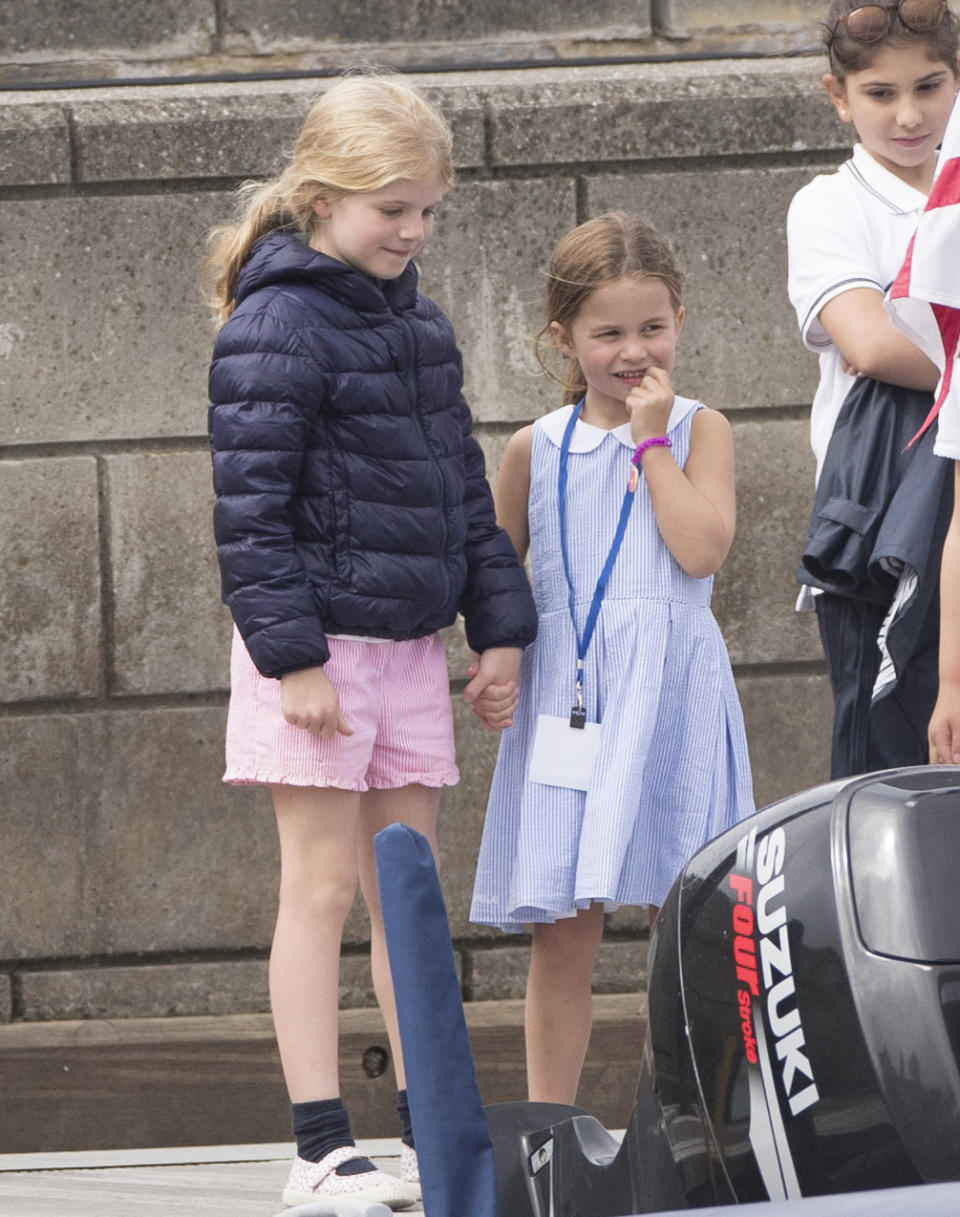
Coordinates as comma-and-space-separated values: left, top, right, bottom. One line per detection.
224, 768, 461, 791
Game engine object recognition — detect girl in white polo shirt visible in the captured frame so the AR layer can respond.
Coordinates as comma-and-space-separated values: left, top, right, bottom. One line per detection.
787, 0, 960, 777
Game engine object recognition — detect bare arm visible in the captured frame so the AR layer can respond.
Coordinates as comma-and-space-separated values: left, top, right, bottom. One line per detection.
627, 372, 735, 578
929, 463, 960, 763
494, 424, 533, 562
818, 288, 940, 389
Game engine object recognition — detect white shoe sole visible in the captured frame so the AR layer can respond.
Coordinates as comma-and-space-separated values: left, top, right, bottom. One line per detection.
282, 1179, 419, 1210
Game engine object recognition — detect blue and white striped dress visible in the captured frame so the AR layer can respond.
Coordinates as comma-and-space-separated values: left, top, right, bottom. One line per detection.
469, 396, 754, 931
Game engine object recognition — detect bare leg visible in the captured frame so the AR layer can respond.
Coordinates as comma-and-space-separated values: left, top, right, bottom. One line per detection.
525, 902, 606, 1105
269, 783, 361, 1102
356, 784, 441, 1090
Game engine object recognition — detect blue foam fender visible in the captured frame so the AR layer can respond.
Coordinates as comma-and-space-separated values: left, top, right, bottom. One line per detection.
374, 822, 500, 1217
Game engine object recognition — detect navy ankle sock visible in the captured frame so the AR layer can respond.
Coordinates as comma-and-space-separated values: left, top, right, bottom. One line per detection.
396, 1088, 415, 1149
291, 1098, 375, 1176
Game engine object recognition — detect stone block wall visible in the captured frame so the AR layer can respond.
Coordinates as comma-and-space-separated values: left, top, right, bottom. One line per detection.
0, 50, 843, 1024
1, 0, 825, 84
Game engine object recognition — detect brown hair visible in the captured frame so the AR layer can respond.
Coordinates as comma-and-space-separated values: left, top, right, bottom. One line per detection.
824, 0, 960, 79
536, 212, 685, 405
204, 70, 454, 324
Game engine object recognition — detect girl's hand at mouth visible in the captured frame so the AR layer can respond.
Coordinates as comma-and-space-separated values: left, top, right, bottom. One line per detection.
626, 367, 675, 443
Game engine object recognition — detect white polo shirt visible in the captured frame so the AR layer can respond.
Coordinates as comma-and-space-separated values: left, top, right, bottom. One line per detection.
787, 143, 928, 482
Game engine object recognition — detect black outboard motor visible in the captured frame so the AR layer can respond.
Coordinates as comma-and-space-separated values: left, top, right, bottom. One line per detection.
487, 767, 960, 1215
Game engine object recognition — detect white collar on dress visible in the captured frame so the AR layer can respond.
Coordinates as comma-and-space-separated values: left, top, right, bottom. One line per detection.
538, 395, 699, 452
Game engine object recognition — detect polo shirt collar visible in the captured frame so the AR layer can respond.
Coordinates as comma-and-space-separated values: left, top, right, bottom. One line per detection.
847, 142, 928, 215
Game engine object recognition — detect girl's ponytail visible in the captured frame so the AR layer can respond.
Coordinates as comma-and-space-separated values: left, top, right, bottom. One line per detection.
205, 177, 297, 324
533, 320, 588, 405
561, 358, 589, 407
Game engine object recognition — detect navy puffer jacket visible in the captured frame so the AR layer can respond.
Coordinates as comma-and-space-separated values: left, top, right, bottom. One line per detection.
208, 232, 536, 679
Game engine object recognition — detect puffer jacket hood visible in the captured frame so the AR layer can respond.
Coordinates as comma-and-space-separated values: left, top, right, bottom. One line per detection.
209, 232, 536, 679
233, 230, 419, 313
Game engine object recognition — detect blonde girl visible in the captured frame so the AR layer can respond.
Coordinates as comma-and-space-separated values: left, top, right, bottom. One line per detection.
206, 72, 536, 1208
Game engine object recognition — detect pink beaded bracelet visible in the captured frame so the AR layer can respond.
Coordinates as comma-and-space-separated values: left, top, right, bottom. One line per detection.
632, 435, 672, 465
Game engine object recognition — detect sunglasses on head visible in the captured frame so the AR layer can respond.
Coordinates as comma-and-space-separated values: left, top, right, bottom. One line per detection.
829, 0, 947, 46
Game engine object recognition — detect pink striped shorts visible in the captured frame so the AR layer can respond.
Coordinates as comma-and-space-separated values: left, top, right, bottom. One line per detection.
224, 628, 460, 791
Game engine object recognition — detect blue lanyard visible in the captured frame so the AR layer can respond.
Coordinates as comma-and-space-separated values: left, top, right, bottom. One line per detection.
558, 400, 638, 723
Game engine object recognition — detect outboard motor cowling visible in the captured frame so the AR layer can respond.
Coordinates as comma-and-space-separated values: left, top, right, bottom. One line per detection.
488, 766, 960, 1215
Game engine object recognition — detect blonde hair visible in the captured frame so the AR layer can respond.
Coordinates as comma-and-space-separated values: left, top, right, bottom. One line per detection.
205, 71, 455, 323
536, 212, 686, 405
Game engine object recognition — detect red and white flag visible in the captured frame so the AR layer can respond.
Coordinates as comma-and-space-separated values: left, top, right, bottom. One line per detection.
886, 97, 960, 443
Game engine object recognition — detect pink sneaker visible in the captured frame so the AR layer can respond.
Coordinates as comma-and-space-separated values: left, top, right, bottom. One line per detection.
399, 1142, 420, 1193
282, 1145, 419, 1210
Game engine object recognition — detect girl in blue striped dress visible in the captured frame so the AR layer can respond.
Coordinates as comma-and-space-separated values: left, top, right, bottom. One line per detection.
469, 212, 755, 1104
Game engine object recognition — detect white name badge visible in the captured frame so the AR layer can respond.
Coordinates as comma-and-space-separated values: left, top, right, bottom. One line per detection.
528, 713, 603, 791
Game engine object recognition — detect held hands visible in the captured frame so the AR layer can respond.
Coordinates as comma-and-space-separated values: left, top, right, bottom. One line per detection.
463, 647, 523, 730
625, 367, 675, 443
280, 665, 353, 738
